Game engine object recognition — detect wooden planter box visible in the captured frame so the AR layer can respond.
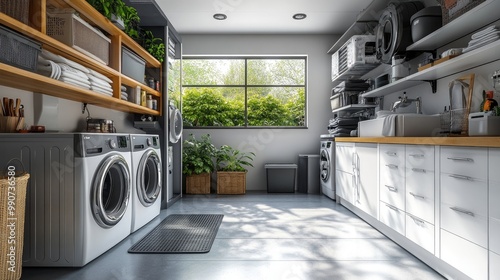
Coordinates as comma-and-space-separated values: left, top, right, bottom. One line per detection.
217, 171, 246, 194
186, 172, 211, 194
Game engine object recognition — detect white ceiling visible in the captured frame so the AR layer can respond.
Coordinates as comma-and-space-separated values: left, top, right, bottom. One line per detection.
156, 0, 374, 35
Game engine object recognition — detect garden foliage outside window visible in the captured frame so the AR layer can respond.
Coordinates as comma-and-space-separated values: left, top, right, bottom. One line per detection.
181, 56, 307, 127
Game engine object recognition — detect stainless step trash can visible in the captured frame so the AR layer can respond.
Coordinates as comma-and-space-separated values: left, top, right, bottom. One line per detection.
297, 154, 320, 194
265, 163, 297, 193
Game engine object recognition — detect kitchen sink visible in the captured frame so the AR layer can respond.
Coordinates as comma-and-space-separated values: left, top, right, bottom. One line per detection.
358, 113, 441, 137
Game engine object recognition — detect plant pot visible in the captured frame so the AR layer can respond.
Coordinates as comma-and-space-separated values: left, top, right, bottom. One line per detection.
186, 172, 211, 194
217, 171, 246, 194
111, 14, 125, 30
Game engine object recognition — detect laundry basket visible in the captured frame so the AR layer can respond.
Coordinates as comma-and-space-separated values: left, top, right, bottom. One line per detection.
0, 161, 30, 280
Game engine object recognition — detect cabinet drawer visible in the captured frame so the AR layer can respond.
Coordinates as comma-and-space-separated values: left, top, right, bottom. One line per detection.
336, 170, 353, 204
406, 168, 435, 201
380, 144, 405, 167
406, 214, 434, 254
441, 201, 487, 248
441, 229, 488, 280
380, 201, 405, 235
406, 190, 434, 224
440, 146, 487, 179
335, 142, 354, 173
380, 178, 405, 210
491, 251, 500, 280
441, 174, 487, 217
490, 217, 500, 255
406, 145, 435, 171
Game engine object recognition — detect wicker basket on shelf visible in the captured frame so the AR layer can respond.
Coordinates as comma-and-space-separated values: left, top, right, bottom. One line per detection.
0, 0, 30, 25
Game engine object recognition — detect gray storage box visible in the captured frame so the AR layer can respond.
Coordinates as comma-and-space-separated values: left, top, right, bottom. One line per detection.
265, 163, 297, 193
122, 47, 146, 83
297, 154, 320, 194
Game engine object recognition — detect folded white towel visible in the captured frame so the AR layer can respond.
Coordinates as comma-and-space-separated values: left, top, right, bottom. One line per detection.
89, 69, 113, 83
463, 36, 500, 53
92, 87, 113, 96
58, 63, 88, 79
61, 70, 91, 83
87, 75, 112, 88
382, 114, 397, 136
121, 95, 128, 101
121, 85, 127, 91
471, 26, 498, 40
41, 49, 91, 74
468, 32, 500, 47
90, 85, 113, 95
59, 77, 91, 89
121, 91, 128, 97
91, 83, 113, 93
37, 56, 50, 66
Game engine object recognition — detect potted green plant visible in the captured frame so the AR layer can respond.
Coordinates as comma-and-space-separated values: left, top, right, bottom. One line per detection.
215, 145, 255, 194
122, 5, 141, 40
141, 30, 165, 63
86, 0, 126, 29
182, 134, 216, 194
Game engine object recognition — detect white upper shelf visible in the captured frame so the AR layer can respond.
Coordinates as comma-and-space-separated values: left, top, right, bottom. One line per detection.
362, 39, 500, 98
407, 0, 500, 51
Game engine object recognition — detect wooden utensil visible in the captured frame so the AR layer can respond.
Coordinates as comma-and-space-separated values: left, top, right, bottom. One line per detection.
15, 98, 21, 117
8, 99, 14, 117
2, 97, 8, 116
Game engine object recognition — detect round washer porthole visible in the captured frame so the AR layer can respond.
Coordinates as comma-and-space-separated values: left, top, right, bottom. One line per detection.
169, 105, 183, 144
320, 149, 330, 182
137, 150, 162, 207
92, 154, 131, 228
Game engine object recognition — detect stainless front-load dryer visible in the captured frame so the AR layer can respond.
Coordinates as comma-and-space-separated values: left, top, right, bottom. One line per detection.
320, 139, 336, 200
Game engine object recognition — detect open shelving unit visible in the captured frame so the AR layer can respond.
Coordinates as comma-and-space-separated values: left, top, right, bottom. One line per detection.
0, 0, 163, 116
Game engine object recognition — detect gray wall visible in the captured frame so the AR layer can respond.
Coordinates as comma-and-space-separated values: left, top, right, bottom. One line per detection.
182, 34, 337, 191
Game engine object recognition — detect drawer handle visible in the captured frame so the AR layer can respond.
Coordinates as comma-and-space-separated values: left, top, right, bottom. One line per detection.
386, 151, 397, 156
409, 192, 425, 199
449, 174, 473, 181
447, 157, 473, 162
410, 215, 425, 226
386, 204, 399, 211
411, 168, 426, 173
385, 164, 398, 169
450, 207, 475, 217
385, 185, 398, 192
409, 154, 424, 158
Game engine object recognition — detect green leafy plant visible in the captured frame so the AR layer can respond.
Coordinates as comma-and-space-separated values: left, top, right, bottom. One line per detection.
142, 30, 165, 63
87, 0, 126, 20
216, 145, 255, 172
123, 5, 140, 40
182, 134, 216, 176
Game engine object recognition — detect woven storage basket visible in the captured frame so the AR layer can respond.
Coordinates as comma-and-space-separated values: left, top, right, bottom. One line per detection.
0, 0, 30, 25
217, 171, 246, 194
46, 12, 110, 65
0, 172, 29, 280
0, 25, 41, 72
186, 172, 211, 194
441, 0, 486, 25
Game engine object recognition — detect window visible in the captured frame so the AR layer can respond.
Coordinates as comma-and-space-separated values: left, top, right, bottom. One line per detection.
182, 56, 307, 128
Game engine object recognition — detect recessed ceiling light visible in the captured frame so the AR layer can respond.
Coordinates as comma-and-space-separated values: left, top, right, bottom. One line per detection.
293, 13, 307, 20
213, 13, 227, 20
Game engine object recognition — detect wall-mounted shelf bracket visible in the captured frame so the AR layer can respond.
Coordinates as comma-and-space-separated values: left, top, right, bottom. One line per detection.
425, 80, 437, 93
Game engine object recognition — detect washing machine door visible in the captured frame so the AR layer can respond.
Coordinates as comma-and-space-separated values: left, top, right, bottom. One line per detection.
320, 149, 330, 182
92, 154, 131, 228
137, 149, 162, 207
169, 104, 183, 144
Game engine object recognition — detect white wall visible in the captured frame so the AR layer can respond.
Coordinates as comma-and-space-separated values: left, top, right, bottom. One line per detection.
182, 34, 338, 191
0, 85, 143, 133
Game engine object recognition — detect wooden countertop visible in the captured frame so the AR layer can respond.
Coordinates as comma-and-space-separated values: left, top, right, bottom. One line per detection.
335, 137, 500, 148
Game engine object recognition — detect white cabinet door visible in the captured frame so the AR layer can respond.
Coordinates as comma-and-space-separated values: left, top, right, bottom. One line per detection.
380, 201, 405, 235
336, 170, 354, 204
406, 145, 435, 223
406, 145, 435, 171
490, 148, 500, 255
440, 146, 487, 179
380, 144, 405, 209
335, 142, 354, 173
406, 214, 434, 254
354, 143, 378, 218
441, 229, 488, 280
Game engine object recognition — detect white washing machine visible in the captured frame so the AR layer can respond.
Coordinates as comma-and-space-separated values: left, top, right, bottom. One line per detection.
0, 133, 133, 267
320, 139, 336, 200
129, 134, 162, 233
169, 101, 183, 144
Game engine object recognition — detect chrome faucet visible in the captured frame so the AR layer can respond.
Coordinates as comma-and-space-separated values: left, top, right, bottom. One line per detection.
391, 93, 421, 114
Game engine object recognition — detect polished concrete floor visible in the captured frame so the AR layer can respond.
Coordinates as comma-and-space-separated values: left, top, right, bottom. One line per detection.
22, 192, 445, 280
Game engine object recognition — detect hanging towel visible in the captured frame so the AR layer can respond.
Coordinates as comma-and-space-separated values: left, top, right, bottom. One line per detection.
382, 115, 397, 136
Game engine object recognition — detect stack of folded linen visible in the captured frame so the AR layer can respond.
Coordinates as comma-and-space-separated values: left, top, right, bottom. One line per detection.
87, 69, 113, 96
38, 49, 92, 90
327, 116, 365, 137
463, 25, 500, 53
121, 85, 128, 101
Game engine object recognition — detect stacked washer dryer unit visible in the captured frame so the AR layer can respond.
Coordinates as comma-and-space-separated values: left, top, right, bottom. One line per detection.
129, 134, 162, 233
320, 135, 336, 200
167, 102, 183, 202
3, 133, 133, 267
